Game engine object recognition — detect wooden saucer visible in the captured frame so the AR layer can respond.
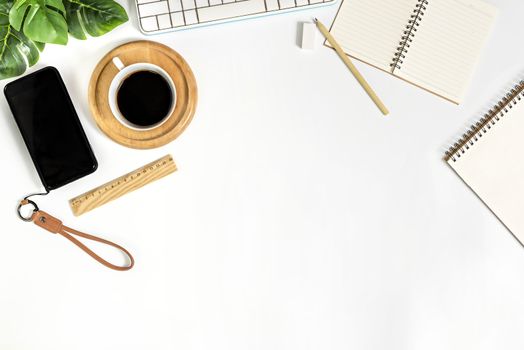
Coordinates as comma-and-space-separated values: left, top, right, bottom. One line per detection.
88, 40, 197, 149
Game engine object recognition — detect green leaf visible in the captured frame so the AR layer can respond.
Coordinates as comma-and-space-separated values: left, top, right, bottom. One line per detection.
9, 0, 68, 44
0, 0, 44, 79
64, 0, 128, 40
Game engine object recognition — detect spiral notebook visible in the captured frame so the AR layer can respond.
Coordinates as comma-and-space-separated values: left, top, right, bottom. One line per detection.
328, 0, 498, 104
446, 81, 524, 244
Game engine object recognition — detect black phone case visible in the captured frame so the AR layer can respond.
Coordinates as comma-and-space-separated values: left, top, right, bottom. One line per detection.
4, 67, 98, 191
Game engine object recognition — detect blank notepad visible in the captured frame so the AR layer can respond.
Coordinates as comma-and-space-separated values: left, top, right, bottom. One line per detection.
446, 82, 524, 244
329, 0, 498, 104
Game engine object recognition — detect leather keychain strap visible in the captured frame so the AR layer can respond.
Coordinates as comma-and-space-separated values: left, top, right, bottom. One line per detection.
20, 200, 134, 271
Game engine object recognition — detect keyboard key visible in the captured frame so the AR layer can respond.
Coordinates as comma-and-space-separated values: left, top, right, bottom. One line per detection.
309, 0, 322, 3
198, 0, 265, 22
137, 0, 158, 4
158, 13, 172, 28
139, 1, 169, 16
184, 9, 198, 24
140, 16, 159, 31
171, 11, 185, 26
182, 0, 195, 9
209, 0, 222, 5
195, 0, 209, 7
265, 0, 279, 10
168, 0, 183, 11
279, 0, 295, 8
295, 0, 307, 5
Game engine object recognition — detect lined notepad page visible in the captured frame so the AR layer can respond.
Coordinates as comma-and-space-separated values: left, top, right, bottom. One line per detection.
448, 99, 524, 244
329, 0, 417, 71
395, 0, 497, 103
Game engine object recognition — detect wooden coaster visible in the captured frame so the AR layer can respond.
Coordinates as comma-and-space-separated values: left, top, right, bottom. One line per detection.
88, 40, 197, 149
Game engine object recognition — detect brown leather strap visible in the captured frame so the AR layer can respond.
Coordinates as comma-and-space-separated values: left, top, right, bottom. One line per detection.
31, 210, 134, 271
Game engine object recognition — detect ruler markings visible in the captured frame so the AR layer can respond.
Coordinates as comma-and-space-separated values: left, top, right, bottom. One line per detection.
69, 155, 177, 216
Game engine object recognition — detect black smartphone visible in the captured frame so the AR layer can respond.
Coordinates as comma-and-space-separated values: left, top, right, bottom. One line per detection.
4, 67, 98, 191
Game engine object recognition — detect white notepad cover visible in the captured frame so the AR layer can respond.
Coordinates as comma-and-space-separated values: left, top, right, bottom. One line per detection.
448, 90, 524, 243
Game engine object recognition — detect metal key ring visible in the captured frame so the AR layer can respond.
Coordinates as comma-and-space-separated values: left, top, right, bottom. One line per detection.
17, 199, 39, 222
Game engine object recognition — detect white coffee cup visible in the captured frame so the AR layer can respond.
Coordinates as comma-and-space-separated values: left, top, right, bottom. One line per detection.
108, 57, 176, 131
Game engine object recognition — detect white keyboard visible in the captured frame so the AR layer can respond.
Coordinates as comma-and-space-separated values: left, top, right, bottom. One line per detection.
136, 0, 337, 34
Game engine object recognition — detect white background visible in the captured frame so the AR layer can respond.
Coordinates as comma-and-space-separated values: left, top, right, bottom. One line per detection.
1, 0, 524, 349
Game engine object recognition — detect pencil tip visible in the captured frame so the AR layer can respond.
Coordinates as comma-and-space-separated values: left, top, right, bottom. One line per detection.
313, 18, 318, 22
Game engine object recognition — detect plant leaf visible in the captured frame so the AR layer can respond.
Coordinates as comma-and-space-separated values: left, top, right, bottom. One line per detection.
64, 0, 127, 40
9, 0, 68, 44
0, 0, 45, 79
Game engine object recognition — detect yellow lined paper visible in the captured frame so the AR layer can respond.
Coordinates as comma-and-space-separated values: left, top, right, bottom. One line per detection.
395, 0, 497, 103
330, 0, 417, 71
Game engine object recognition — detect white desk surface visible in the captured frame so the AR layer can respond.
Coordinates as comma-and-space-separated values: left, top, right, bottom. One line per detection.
1, 0, 524, 349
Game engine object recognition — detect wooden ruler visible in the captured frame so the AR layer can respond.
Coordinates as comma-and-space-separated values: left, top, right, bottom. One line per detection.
70, 155, 177, 216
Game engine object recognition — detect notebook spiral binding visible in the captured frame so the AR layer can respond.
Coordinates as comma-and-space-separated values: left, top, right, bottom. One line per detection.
446, 81, 524, 162
390, 0, 428, 70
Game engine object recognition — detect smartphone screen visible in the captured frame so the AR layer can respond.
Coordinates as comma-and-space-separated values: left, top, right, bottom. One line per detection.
4, 67, 97, 191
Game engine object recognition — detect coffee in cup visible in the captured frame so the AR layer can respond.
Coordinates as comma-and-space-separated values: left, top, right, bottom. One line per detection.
109, 57, 176, 130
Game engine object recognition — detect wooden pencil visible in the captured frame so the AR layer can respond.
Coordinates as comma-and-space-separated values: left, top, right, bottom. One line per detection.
314, 18, 389, 116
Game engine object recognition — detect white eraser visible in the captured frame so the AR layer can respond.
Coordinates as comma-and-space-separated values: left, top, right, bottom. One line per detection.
301, 22, 316, 50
